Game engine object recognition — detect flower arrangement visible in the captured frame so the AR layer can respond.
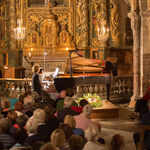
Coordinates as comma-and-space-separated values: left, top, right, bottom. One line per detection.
78, 93, 103, 108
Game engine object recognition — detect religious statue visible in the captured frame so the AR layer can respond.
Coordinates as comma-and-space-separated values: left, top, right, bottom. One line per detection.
58, 25, 72, 48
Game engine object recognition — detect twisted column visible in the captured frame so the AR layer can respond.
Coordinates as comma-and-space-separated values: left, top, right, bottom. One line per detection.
110, 0, 120, 47
9, 0, 16, 49
80, 0, 89, 48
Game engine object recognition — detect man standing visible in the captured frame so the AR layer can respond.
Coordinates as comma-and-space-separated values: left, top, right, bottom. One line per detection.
32, 65, 42, 95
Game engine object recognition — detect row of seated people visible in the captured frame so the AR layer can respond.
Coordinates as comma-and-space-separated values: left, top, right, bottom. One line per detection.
0, 88, 126, 150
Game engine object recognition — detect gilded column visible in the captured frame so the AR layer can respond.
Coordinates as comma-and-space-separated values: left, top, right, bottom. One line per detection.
110, 0, 120, 47
8, 0, 16, 50
80, 0, 89, 50
128, 11, 141, 103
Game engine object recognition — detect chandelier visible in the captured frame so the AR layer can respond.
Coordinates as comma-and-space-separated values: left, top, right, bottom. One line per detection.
14, 19, 25, 41
97, 25, 109, 42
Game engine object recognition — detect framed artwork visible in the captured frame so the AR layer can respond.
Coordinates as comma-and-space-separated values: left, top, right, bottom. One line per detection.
0, 4, 5, 41
92, 51, 98, 59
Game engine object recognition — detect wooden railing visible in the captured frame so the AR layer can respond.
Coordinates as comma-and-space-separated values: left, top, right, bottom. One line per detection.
0, 76, 133, 101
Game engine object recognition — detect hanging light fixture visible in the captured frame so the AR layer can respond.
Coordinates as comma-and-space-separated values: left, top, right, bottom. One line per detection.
14, 0, 25, 41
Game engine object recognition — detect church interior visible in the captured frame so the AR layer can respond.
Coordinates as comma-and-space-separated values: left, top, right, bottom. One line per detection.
0, 0, 150, 149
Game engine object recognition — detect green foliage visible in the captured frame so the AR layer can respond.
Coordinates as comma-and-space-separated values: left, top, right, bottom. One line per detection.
78, 93, 103, 108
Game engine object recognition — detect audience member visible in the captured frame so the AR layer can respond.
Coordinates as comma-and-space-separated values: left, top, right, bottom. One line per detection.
50, 129, 70, 150
7, 111, 18, 125
74, 104, 93, 131
83, 125, 105, 150
58, 123, 73, 140
25, 117, 43, 146
32, 141, 45, 150
0, 118, 16, 149
64, 115, 84, 138
68, 135, 85, 150
1, 97, 11, 117
9, 90, 18, 110
110, 134, 124, 150
57, 96, 78, 122
14, 101, 23, 116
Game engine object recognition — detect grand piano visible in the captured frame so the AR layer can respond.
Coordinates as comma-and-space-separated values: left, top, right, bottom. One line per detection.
54, 52, 113, 100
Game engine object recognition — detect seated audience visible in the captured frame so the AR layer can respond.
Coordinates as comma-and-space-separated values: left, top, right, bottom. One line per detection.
110, 134, 125, 150
64, 115, 84, 138
83, 125, 105, 150
50, 129, 70, 150
57, 96, 78, 122
9, 90, 18, 110
14, 101, 23, 116
0, 118, 16, 149
74, 104, 93, 131
133, 99, 150, 149
68, 135, 85, 150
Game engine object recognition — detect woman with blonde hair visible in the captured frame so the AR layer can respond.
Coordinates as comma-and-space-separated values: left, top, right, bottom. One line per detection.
64, 115, 84, 138
9, 90, 18, 110
32, 64, 42, 95
50, 129, 70, 150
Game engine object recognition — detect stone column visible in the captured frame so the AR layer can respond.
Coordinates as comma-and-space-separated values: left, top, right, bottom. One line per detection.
8, 0, 16, 50
128, 11, 141, 102
80, 0, 89, 57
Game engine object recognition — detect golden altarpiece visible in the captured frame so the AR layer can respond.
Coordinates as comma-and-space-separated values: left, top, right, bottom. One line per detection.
0, 0, 132, 78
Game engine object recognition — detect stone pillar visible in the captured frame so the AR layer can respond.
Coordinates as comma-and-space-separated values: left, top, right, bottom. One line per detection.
8, 0, 16, 50
128, 11, 141, 103
80, 0, 89, 57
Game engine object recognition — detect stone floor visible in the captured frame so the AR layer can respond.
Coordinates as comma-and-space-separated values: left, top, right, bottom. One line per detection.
92, 102, 139, 150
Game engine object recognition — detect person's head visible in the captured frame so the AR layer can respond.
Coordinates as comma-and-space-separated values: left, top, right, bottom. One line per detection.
33, 109, 45, 124
24, 95, 34, 106
32, 141, 45, 150
40, 143, 59, 150
68, 135, 85, 150
85, 125, 99, 142
26, 117, 38, 134
1, 97, 10, 110
42, 104, 55, 121
82, 104, 93, 117
58, 123, 73, 140
111, 134, 124, 150
14, 102, 23, 111
50, 129, 66, 148
31, 91, 39, 101
9, 90, 18, 99
16, 115, 28, 127
12, 127, 28, 144
66, 88, 74, 97
64, 96, 73, 108
32, 65, 40, 73
0, 118, 12, 133
7, 111, 18, 124
79, 99, 89, 107
59, 90, 66, 98
64, 114, 76, 129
